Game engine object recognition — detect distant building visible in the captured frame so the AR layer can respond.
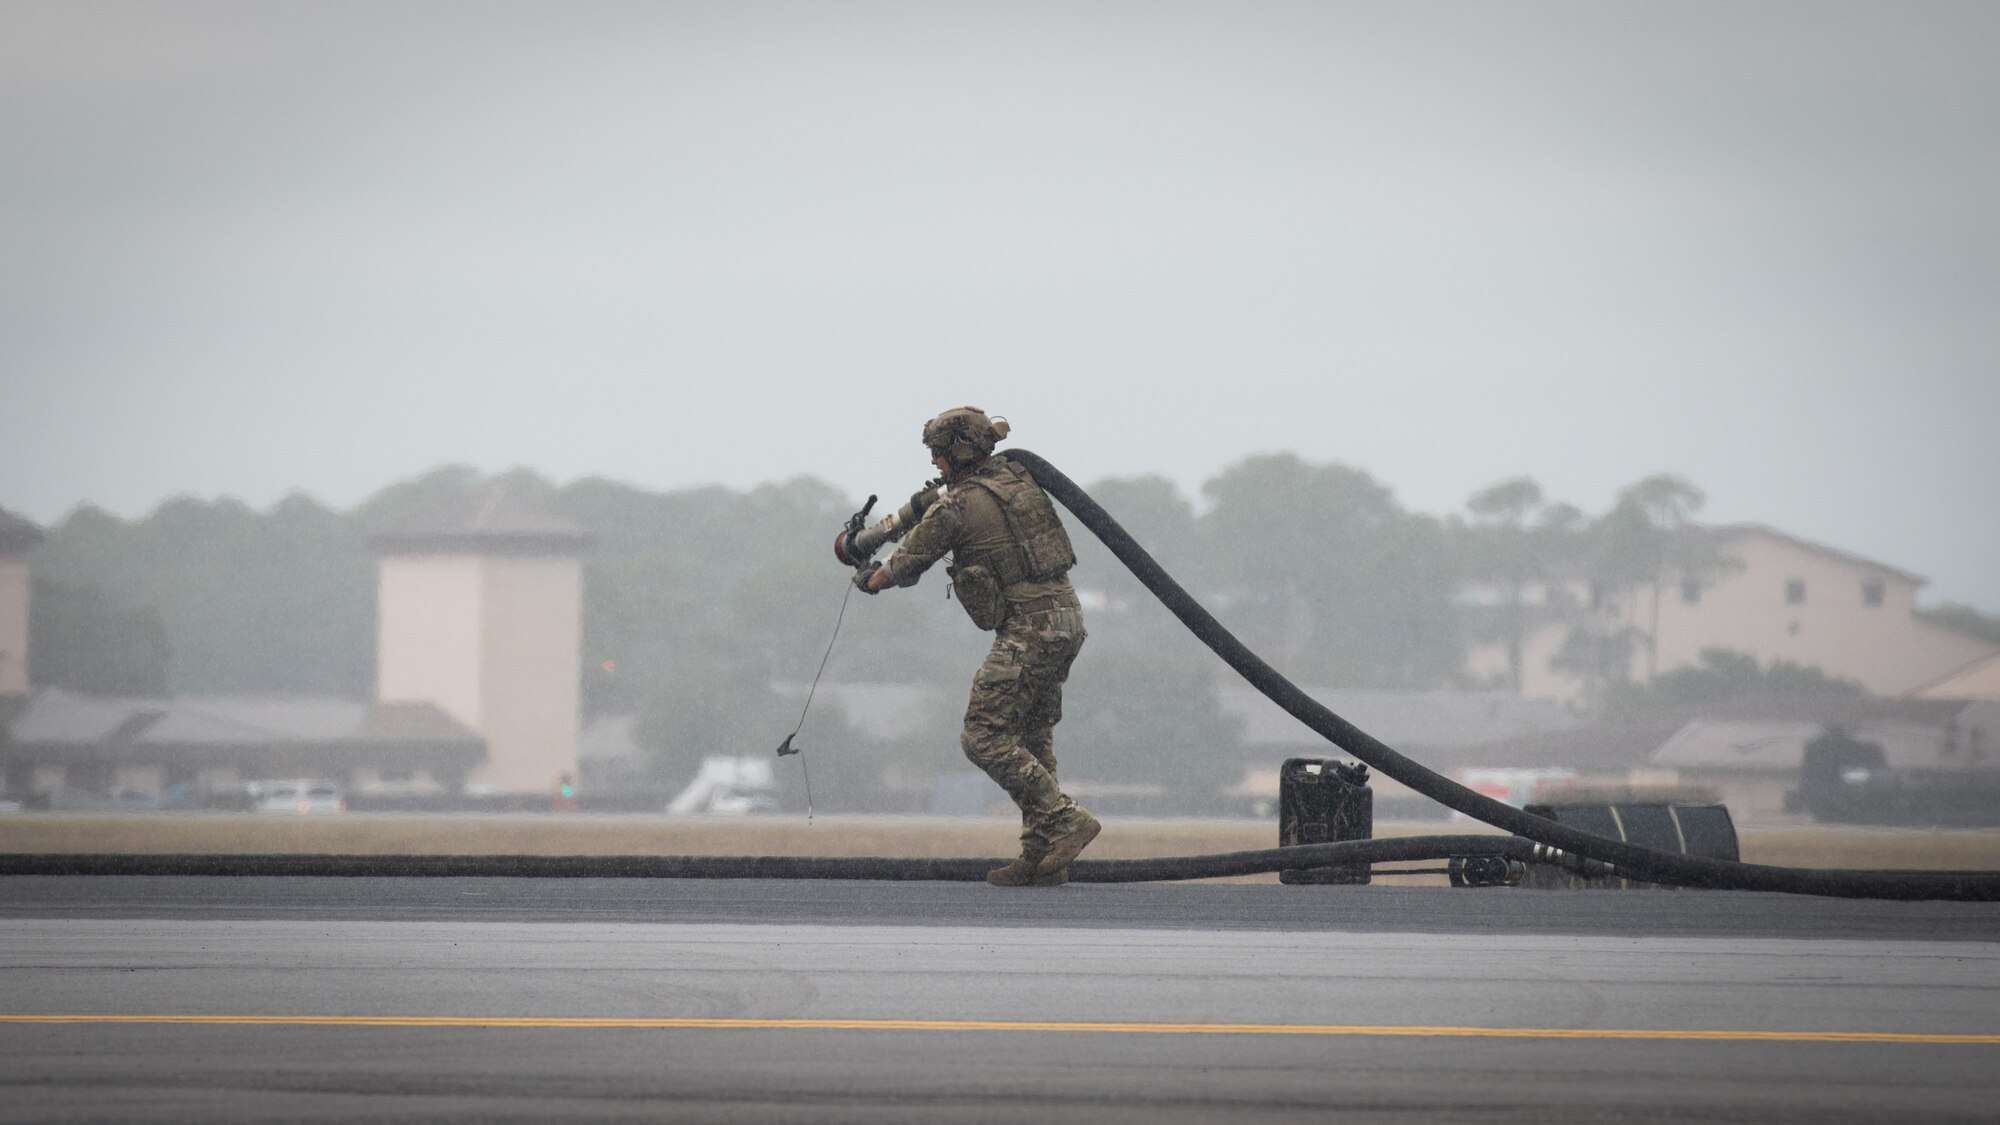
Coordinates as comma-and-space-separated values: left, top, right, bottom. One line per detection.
1, 687, 483, 802
0, 507, 42, 698
1465, 524, 1999, 702
1451, 696, 2000, 824
1645, 697, 2000, 821
369, 483, 589, 793
0, 482, 591, 802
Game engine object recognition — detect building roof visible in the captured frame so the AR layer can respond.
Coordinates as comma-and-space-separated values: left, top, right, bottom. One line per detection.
1707, 523, 1927, 585
368, 483, 590, 555
1911, 652, 2000, 701
1649, 706, 2000, 774
1415, 697, 1999, 776
0, 506, 44, 553
5, 687, 483, 752
1695, 696, 1977, 727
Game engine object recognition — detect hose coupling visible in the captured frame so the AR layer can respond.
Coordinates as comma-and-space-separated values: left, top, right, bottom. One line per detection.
1531, 842, 1617, 879
1447, 855, 1526, 888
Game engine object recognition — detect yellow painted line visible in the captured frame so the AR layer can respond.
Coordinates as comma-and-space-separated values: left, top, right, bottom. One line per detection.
0, 1015, 1995, 1045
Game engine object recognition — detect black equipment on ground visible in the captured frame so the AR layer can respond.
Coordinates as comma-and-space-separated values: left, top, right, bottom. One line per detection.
1518, 797, 1739, 890
1447, 854, 1526, 888
1277, 758, 1374, 885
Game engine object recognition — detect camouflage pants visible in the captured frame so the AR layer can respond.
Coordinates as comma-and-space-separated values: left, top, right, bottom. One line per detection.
961, 605, 1088, 853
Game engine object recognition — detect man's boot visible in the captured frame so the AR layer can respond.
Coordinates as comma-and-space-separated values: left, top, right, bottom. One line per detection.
975, 752, 1080, 885
1035, 810, 1101, 876
987, 840, 1067, 886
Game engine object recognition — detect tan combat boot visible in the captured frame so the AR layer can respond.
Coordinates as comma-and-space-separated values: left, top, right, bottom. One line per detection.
1035, 810, 1101, 876
987, 841, 1068, 887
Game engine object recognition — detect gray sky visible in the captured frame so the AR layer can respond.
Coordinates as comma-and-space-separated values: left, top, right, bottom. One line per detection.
4, 1, 1997, 609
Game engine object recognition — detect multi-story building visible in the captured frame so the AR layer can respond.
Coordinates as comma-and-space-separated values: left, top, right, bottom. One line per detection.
370, 484, 590, 793
0, 508, 41, 699
1465, 524, 1998, 703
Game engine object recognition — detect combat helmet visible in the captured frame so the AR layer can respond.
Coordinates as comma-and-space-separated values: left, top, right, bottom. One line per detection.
922, 406, 1010, 469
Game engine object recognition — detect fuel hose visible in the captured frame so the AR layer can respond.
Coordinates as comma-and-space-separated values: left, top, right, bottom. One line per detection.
1004, 448, 2000, 902
0, 836, 1527, 881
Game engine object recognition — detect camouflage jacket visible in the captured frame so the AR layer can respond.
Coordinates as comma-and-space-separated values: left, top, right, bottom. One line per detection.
881, 455, 1078, 605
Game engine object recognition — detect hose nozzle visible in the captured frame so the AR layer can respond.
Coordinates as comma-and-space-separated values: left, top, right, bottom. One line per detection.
834, 483, 941, 570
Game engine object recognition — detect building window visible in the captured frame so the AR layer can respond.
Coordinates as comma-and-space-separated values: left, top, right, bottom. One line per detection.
1785, 579, 1806, 605
1680, 579, 1701, 605
1862, 579, 1884, 607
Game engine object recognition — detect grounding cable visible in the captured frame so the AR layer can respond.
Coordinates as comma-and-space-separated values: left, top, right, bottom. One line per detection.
775, 580, 857, 821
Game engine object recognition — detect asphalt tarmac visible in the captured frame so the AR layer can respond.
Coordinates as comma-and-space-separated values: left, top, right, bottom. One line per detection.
3, 877, 1998, 1123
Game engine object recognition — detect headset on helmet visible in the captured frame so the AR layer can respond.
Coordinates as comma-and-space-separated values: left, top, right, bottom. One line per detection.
922, 406, 1010, 468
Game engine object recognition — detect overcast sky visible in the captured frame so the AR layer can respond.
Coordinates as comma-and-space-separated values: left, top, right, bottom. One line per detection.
3, 2, 1996, 609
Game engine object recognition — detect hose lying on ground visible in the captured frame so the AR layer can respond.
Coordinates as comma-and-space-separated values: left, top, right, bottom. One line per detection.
0, 836, 1527, 881
11, 453, 1994, 898
1006, 447, 2000, 903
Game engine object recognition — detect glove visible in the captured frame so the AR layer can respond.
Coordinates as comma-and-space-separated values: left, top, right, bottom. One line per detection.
852, 562, 883, 594
908, 480, 943, 520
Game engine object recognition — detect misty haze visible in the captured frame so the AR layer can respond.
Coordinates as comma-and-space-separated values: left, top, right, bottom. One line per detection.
3, 4, 1998, 1122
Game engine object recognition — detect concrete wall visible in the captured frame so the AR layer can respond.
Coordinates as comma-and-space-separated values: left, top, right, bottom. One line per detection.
0, 554, 28, 696
376, 552, 579, 792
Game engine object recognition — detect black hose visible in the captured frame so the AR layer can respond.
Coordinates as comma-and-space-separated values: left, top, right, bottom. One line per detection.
1005, 448, 2000, 902
0, 836, 1527, 881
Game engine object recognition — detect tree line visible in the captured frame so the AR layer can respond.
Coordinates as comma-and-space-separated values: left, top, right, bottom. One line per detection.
21, 455, 1942, 798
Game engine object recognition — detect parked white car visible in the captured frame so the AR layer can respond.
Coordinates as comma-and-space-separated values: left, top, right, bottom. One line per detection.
667, 757, 779, 815
248, 779, 346, 814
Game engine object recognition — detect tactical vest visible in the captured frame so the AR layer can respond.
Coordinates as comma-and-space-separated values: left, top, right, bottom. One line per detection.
952, 460, 1077, 589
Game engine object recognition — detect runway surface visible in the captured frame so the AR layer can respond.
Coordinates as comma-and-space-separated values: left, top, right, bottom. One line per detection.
4, 877, 1998, 1122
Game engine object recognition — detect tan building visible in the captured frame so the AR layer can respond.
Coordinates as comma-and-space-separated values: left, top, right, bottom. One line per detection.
369, 485, 589, 793
0, 508, 42, 698
1467, 524, 1999, 703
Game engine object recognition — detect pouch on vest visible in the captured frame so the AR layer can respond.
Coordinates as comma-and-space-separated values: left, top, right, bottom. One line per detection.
957, 470, 1076, 587
948, 562, 1008, 631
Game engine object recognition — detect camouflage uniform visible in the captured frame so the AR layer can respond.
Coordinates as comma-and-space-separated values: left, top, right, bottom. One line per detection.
881, 454, 1092, 855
